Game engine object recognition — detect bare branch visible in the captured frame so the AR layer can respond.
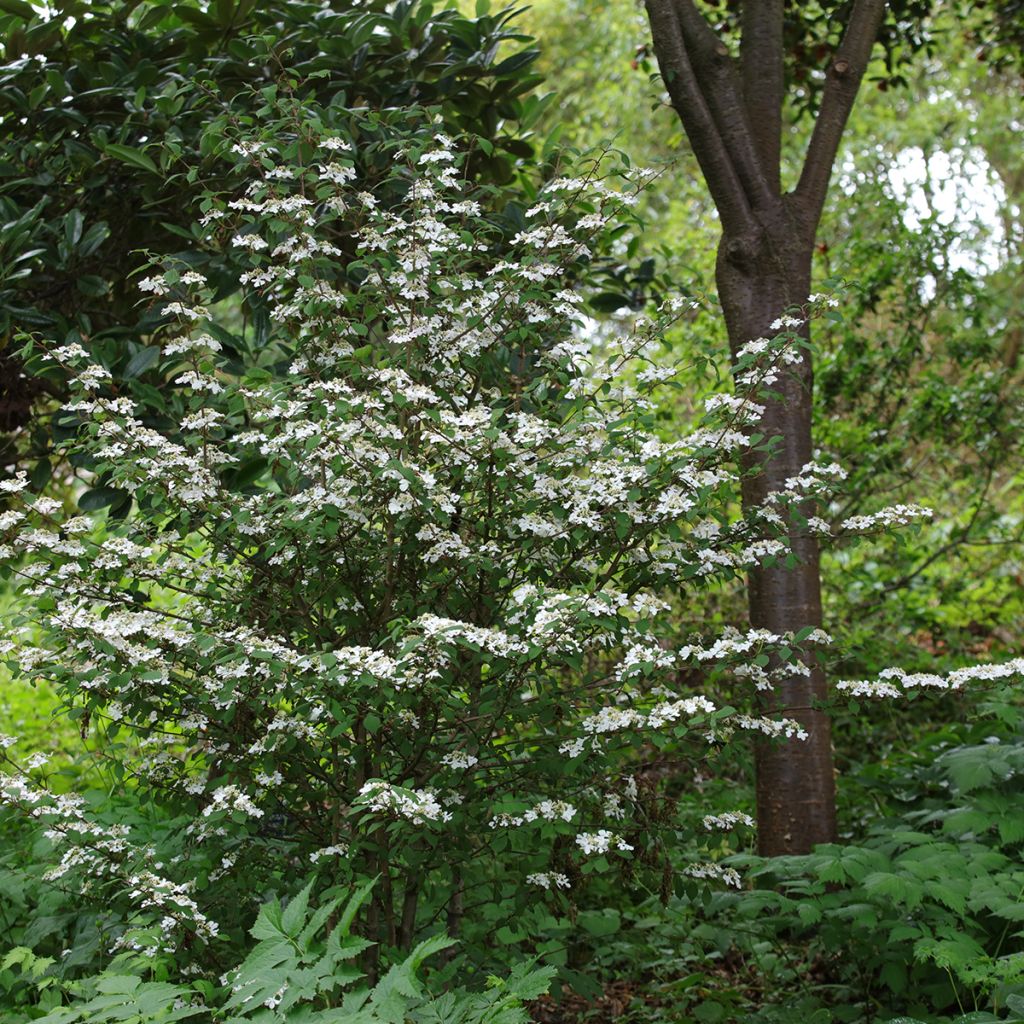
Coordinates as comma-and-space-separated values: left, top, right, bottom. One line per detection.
644, 0, 755, 236
670, 0, 777, 211
740, 0, 784, 191
795, 0, 887, 233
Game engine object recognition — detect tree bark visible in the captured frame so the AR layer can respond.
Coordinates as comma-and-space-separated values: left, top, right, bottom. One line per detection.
716, 201, 836, 853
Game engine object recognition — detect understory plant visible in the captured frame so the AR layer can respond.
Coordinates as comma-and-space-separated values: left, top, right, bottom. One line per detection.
0, 90, 1016, 1016
1, 877, 556, 1023
740, 734, 1024, 1018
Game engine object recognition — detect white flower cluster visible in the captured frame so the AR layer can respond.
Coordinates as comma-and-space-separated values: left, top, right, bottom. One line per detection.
489, 800, 578, 828
202, 785, 264, 820
309, 844, 348, 864
840, 504, 934, 532
835, 679, 903, 699
0, 769, 220, 947
838, 658, 1024, 697
358, 781, 452, 825
684, 862, 742, 888
580, 695, 716, 736
734, 715, 809, 742
575, 830, 634, 856
526, 871, 572, 890
702, 811, 755, 830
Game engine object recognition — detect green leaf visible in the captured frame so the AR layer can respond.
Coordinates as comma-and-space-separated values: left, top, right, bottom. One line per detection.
95, 975, 141, 994
335, 878, 376, 938
78, 486, 128, 513
78, 221, 110, 258
103, 143, 159, 176
796, 901, 822, 926
0, 0, 34, 18
222, 458, 268, 489
492, 50, 540, 76
281, 878, 315, 937
577, 909, 620, 937
924, 880, 966, 914
64, 209, 84, 248
503, 961, 556, 1001
124, 346, 159, 378
250, 896, 285, 940
694, 1002, 726, 1023
76, 275, 109, 297
589, 291, 629, 313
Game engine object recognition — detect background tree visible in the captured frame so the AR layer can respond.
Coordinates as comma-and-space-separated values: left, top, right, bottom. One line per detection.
518, 0, 1023, 817
637, 0, 1023, 854
639, 0, 894, 854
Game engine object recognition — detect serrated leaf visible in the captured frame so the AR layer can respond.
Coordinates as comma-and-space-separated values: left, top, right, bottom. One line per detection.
297, 895, 342, 949
796, 901, 822, 925
925, 881, 966, 914
250, 896, 285, 940
281, 878, 315, 937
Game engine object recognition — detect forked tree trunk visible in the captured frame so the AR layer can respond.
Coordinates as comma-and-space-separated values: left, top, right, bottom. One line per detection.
643, 0, 885, 854
716, 207, 836, 852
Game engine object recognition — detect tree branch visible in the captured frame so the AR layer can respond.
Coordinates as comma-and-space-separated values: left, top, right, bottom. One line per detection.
740, 0, 784, 192
795, 0, 887, 233
644, 0, 755, 236
669, 0, 777, 211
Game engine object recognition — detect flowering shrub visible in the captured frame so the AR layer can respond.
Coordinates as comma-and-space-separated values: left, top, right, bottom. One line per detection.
1, 96, 1010, 986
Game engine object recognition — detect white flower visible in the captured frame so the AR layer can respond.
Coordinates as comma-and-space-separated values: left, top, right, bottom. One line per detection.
309, 844, 348, 863
441, 751, 479, 771
685, 862, 742, 888
702, 811, 755, 830
526, 872, 571, 890
202, 785, 264, 819
575, 830, 633, 856
358, 781, 452, 825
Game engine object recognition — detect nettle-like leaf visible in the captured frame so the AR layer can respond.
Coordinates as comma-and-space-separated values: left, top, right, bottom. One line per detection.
36, 975, 201, 1024
224, 880, 373, 1018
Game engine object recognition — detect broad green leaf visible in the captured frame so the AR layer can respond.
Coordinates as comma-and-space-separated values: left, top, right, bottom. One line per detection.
103, 143, 159, 175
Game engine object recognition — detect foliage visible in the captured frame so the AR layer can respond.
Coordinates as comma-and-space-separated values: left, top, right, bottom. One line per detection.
1, 3, 1022, 1022
711, 731, 1024, 1019
0, 878, 555, 1022
0, 0, 549, 462
0, 87, 893, 992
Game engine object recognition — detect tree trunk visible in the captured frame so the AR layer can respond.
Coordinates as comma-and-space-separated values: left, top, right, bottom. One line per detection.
716, 201, 836, 854
642, 0, 886, 855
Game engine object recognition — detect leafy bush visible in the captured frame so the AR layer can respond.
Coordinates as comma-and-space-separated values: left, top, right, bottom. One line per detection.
701, 733, 1024, 1021
0, 87, 856, 987
2, 61, 1020, 1024
1, 879, 554, 1022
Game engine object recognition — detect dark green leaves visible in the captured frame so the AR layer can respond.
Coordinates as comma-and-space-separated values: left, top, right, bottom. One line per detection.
102, 143, 160, 176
